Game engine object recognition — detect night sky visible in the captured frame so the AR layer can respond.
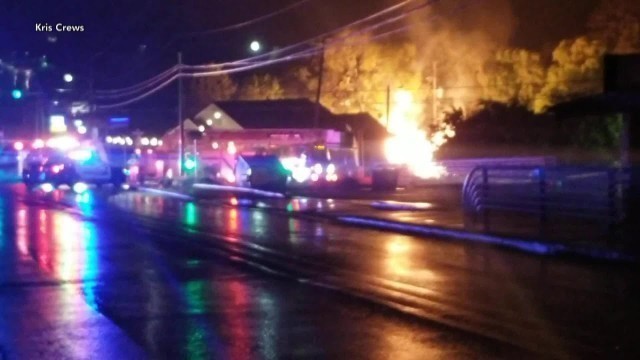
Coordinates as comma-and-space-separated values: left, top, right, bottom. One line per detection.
1, 0, 600, 87
0, 0, 601, 136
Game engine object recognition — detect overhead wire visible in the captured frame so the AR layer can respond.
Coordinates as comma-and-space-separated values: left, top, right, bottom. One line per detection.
96, 0, 427, 98
183, 0, 314, 37
94, 65, 180, 97
96, 0, 448, 108
98, 0, 316, 89
182, 0, 428, 71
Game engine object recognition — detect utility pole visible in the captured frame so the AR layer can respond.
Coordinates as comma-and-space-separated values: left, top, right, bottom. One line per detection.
432, 61, 438, 124
314, 39, 326, 128
386, 85, 391, 129
178, 52, 184, 177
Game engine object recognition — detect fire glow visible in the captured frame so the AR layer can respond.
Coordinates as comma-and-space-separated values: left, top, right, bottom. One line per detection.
384, 90, 454, 179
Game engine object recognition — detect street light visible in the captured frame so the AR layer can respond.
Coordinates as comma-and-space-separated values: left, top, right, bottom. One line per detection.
63, 73, 73, 83
250, 40, 261, 53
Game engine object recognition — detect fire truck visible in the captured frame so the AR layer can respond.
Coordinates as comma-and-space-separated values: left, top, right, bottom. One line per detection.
136, 128, 362, 189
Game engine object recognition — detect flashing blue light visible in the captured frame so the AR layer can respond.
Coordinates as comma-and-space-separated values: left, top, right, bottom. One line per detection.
11, 89, 23, 99
110, 117, 129, 123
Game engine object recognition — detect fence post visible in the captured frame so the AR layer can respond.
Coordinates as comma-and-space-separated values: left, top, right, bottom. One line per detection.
482, 167, 490, 232
538, 167, 547, 237
607, 168, 618, 241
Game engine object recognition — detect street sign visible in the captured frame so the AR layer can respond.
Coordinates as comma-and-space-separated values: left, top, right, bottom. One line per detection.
71, 102, 90, 115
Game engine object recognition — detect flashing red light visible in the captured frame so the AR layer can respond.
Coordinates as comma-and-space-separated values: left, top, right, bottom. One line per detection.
230, 197, 239, 206
14, 141, 24, 151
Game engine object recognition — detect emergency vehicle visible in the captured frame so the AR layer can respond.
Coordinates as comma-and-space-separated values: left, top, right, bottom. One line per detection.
137, 128, 361, 189
21, 135, 131, 192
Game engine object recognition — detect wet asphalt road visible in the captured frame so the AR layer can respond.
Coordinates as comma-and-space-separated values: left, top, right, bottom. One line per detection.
111, 190, 640, 358
0, 183, 530, 360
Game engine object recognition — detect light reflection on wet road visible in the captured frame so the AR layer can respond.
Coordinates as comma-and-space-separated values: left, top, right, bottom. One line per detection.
0, 184, 530, 359
109, 190, 640, 358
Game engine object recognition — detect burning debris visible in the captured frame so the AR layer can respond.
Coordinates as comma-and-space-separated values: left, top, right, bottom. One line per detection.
383, 89, 455, 179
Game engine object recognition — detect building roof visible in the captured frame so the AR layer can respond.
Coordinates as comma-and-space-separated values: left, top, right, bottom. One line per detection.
211, 99, 343, 130
335, 113, 389, 140
192, 99, 388, 141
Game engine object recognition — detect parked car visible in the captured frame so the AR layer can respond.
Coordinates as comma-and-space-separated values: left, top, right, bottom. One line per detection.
238, 155, 290, 192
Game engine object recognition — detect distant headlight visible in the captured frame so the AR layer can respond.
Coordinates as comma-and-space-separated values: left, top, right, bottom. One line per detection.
51, 164, 65, 173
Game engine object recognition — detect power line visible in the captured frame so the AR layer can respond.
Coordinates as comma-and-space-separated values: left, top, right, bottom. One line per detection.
96, 73, 179, 109
184, 0, 314, 37
97, 0, 475, 108
99, 0, 316, 86
97, 0, 431, 97
183, 0, 429, 71
95, 65, 179, 95
97, 0, 428, 98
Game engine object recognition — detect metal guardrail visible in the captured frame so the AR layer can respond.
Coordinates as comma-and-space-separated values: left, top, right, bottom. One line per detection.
441, 156, 556, 179
462, 165, 628, 232
408, 156, 556, 185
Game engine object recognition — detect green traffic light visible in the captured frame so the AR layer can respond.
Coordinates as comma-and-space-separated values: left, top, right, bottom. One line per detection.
11, 89, 23, 99
185, 158, 196, 170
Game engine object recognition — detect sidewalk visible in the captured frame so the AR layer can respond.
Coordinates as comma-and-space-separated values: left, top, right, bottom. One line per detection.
141, 182, 638, 263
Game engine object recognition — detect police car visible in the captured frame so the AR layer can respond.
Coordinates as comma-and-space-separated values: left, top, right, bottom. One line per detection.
22, 136, 115, 192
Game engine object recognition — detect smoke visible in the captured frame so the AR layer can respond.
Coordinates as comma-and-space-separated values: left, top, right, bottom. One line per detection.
405, 0, 517, 114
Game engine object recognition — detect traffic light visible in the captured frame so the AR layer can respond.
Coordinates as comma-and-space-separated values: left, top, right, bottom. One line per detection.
11, 89, 23, 99
184, 157, 196, 171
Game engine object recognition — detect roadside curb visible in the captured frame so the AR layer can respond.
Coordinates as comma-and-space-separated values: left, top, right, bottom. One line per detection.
139, 187, 194, 200
192, 183, 285, 198
138, 186, 637, 263
337, 216, 638, 263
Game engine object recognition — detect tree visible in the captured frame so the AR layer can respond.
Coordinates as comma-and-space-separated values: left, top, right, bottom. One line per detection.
478, 49, 546, 109
286, 59, 320, 100
533, 37, 605, 113
588, 0, 640, 54
187, 72, 237, 108
320, 31, 425, 123
237, 74, 284, 100
441, 101, 556, 148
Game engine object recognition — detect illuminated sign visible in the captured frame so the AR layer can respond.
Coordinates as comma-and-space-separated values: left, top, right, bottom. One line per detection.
71, 101, 90, 115
269, 133, 302, 140
49, 115, 67, 133
109, 117, 130, 128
